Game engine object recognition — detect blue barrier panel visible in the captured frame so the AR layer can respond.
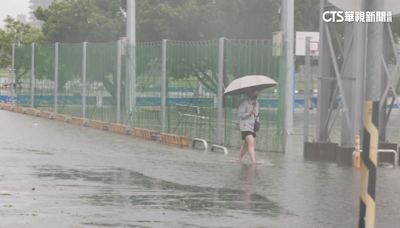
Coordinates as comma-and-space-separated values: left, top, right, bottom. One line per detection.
1, 95, 399, 109
0, 95, 17, 103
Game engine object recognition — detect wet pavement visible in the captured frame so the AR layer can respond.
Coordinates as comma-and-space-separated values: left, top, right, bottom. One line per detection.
1, 110, 400, 227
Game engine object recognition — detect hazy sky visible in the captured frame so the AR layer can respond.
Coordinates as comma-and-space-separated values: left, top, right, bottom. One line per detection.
0, 0, 30, 28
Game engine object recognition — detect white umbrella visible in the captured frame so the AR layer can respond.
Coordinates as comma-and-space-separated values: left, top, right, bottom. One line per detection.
224, 75, 277, 96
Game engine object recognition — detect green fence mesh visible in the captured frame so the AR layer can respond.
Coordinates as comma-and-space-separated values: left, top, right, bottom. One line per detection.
14, 44, 32, 107
58, 43, 83, 117
86, 42, 118, 122
14, 39, 286, 153
166, 40, 219, 141
132, 42, 162, 130
34, 44, 54, 112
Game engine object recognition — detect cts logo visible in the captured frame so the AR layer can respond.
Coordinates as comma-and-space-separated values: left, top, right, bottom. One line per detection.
322, 11, 344, 22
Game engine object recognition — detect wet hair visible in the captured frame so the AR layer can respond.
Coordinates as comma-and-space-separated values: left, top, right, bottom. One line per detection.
246, 90, 252, 97
247, 90, 259, 98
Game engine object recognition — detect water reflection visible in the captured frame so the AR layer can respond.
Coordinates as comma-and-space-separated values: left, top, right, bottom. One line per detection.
34, 165, 282, 217
238, 164, 257, 211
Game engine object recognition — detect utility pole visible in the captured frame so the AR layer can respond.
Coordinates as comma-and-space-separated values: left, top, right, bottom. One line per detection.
281, 0, 295, 134
126, 0, 136, 124
303, 37, 311, 143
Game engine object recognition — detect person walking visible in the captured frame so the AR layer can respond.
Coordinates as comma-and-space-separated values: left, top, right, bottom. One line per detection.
238, 90, 260, 163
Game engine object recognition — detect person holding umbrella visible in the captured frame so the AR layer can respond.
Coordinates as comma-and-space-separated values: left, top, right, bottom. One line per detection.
224, 75, 277, 164
238, 90, 260, 163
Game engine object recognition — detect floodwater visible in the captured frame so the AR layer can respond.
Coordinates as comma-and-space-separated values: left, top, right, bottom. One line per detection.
1, 110, 400, 228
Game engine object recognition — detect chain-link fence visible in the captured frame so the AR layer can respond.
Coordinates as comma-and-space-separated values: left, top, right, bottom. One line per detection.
13, 38, 286, 153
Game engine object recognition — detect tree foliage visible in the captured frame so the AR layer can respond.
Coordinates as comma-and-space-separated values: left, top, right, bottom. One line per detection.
0, 16, 43, 69
34, 0, 125, 42
131, 0, 282, 41
1, 17, 43, 90
34, 0, 290, 42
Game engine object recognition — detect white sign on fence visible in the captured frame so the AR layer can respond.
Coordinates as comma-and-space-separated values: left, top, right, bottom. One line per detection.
295, 31, 319, 56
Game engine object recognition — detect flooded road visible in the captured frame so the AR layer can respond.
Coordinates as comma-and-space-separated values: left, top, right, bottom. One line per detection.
1, 110, 400, 227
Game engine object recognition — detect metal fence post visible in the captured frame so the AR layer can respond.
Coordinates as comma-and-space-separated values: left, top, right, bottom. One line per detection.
82, 42, 87, 118
127, 0, 136, 125
217, 37, 225, 145
11, 43, 15, 74
131, 46, 137, 126
304, 37, 311, 142
125, 42, 136, 126
116, 40, 122, 123
161, 39, 168, 132
31, 43, 35, 108
282, 0, 295, 133
54, 42, 59, 113
10, 43, 16, 103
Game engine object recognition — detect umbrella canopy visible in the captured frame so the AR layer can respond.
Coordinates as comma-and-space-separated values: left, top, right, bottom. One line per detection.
224, 75, 277, 96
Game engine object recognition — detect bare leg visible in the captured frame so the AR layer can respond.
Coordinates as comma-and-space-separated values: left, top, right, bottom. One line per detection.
239, 141, 247, 162
245, 135, 256, 163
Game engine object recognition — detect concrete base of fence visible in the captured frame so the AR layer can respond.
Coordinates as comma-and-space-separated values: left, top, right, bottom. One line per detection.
109, 123, 130, 135
24, 108, 40, 116
69, 117, 88, 126
180, 136, 190, 148
133, 128, 157, 141
86, 120, 110, 131
53, 113, 69, 122
38, 111, 54, 119
2, 104, 13, 111
13, 106, 26, 113
160, 133, 189, 148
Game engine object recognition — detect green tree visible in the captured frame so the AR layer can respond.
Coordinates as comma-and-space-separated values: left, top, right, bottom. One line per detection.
136, 0, 217, 41
29, 0, 53, 27
0, 29, 13, 68
34, 0, 125, 42
213, 0, 281, 39
0, 16, 43, 84
35, 0, 286, 42
135, 0, 282, 41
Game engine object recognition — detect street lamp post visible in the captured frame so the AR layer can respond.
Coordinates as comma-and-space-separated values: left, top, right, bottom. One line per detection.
126, 0, 136, 125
